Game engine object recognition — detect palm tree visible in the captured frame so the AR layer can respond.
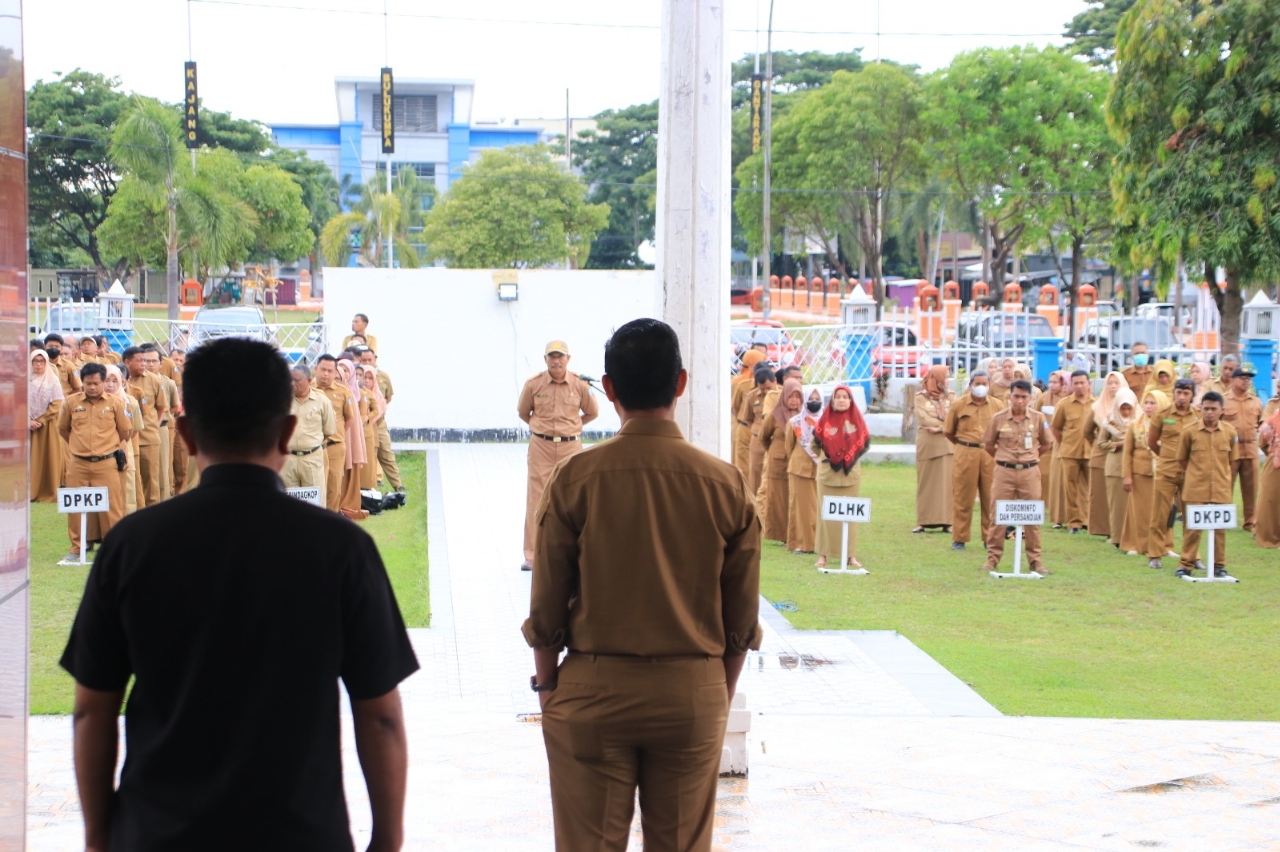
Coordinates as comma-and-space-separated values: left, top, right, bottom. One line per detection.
110, 97, 185, 319
319, 167, 433, 269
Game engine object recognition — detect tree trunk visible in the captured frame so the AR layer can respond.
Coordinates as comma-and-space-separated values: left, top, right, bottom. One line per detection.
166, 199, 180, 321
980, 214, 992, 289
1068, 236, 1083, 349
1215, 266, 1243, 358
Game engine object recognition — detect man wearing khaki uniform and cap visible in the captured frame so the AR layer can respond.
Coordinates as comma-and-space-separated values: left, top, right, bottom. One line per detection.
517, 340, 598, 571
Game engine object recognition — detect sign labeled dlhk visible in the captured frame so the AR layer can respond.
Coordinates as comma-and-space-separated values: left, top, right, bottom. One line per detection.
821, 496, 871, 523
58, 487, 110, 514
996, 500, 1044, 526
286, 487, 323, 507
1185, 504, 1237, 530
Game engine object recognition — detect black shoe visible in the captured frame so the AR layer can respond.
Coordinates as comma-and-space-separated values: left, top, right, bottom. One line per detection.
1148, 558, 1163, 570
1214, 566, 1229, 578
951, 542, 965, 551
1174, 568, 1192, 578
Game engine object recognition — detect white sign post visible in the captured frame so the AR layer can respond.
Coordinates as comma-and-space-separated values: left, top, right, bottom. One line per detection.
992, 500, 1045, 579
57, 487, 111, 566
819, 496, 871, 576
1182, 504, 1239, 583
286, 486, 324, 507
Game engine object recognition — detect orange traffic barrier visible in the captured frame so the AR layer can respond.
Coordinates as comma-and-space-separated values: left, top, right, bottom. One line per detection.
750, 287, 764, 313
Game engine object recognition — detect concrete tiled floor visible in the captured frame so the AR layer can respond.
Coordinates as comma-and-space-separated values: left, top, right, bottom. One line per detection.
26, 444, 1280, 850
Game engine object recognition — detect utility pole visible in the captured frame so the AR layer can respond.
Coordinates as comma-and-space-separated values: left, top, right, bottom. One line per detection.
565, 89, 571, 166
761, 0, 775, 320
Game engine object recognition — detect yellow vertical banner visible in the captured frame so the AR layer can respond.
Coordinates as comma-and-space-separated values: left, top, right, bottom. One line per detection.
184, 62, 199, 149
381, 67, 395, 154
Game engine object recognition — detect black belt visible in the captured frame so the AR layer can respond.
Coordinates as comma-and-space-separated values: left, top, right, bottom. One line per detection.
74, 454, 114, 463
996, 460, 1038, 470
957, 440, 983, 448
534, 432, 578, 443
291, 445, 322, 456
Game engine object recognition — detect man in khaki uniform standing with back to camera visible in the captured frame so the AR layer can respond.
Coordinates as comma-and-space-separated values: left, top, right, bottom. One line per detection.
525, 318, 761, 852
983, 379, 1053, 574
517, 340, 598, 571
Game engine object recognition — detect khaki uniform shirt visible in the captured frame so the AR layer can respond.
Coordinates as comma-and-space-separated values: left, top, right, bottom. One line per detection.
1178, 421, 1239, 503
52, 357, 82, 396
1149, 406, 1200, 481
742, 386, 771, 437
1222, 391, 1263, 447
914, 391, 955, 460
314, 383, 356, 441
57, 392, 130, 457
158, 375, 179, 426
522, 418, 762, 657
126, 372, 165, 447
944, 393, 1005, 446
730, 379, 752, 427
1122, 366, 1152, 399
1050, 395, 1096, 460
376, 369, 394, 405
984, 407, 1050, 465
1123, 420, 1155, 479
342, 333, 378, 354
518, 371, 598, 438
290, 389, 338, 452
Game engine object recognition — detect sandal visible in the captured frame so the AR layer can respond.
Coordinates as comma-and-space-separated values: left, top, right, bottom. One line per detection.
911, 527, 926, 534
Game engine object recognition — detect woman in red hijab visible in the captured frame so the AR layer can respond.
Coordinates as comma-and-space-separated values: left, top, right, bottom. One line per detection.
810, 385, 871, 568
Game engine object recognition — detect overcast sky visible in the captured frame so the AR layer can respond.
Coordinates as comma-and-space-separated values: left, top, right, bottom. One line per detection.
25, 0, 1088, 126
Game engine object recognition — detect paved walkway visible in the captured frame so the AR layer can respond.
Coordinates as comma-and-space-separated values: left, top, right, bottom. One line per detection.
27, 444, 1280, 850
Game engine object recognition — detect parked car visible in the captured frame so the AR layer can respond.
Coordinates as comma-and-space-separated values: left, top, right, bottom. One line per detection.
31, 302, 99, 338
954, 312, 1055, 371
188, 305, 275, 350
868, 322, 927, 379
1136, 302, 1196, 340
729, 320, 802, 370
1075, 316, 1194, 373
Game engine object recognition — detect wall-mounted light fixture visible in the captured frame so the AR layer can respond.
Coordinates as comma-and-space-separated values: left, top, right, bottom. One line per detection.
493, 269, 519, 302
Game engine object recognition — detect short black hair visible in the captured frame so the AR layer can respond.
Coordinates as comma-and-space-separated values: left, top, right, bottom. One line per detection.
1071, 369, 1089, 379
604, 318, 683, 411
1201, 391, 1225, 406
123, 346, 143, 363
45, 333, 64, 345
1011, 380, 1032, 394
80, 362, 107, 382
753, 364, 774, 386
316, 354, 338, 366
354, 313, 369, 323
170, 347, 184, 355
95, 335, 108, 346
118, 363, 130, 380
139, 342, 158, 352
29, 339, 44, 350
777, 365, 801, 383
183, 338, 292, 457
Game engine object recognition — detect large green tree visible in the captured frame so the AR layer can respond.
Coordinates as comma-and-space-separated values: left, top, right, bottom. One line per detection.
265, 147, 341, 262
735, 64, 926, 306
572, 101, 657, 269
421, 146, 608, 269
1108, 0, 1280, 353
26, 70, 130, 280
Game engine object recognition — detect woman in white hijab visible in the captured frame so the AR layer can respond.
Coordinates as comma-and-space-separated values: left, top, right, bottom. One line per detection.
1099, 387, 1137, 549
29, 349, 65, 502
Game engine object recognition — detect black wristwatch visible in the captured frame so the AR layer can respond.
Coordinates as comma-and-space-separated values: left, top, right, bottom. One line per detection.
530, 675, 557, 693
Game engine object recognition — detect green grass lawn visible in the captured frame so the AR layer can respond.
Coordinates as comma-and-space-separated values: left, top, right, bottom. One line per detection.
29, 451, 428, 715
761, 463, 1280, 721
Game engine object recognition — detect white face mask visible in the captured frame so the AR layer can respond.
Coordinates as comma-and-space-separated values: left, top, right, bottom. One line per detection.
971, 385, 990, 399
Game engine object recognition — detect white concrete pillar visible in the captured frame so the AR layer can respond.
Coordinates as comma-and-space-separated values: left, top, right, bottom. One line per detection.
657, 0, 731, 458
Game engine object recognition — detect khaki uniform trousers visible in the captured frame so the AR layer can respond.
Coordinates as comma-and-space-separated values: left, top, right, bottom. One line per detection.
731, 423, 750, 479
172, 425, 189, 494
158, 423, 172, 501
1061, 457, 1090, 530
122, 441, 138, 516
1106, 474, 1127, 547
375, 420, 402, 491
66, 456, 124, 552
282, 449, 327, 507
986, 465, 1042, 568
747, 433, 765, 498
1181, 510, 1227, 569
324, 443, 345, 512
524, 436, 584, 561
136, 443, 161, 508
541, 653, 728, 852
1147, 477, 1181, 559
951, 445, 995, 544
1232, 450, 1258, 532
786, 473, 817, 553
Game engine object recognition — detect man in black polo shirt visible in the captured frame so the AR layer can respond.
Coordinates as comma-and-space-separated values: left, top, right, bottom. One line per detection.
61, 338, 419, 852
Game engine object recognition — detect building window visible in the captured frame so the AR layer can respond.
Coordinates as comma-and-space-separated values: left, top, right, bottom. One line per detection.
391, 162, 434, 180
373, 95, 438, 133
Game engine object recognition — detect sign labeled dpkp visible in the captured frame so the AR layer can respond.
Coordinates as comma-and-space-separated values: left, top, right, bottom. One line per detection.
996, 500, 1045, 526
286, 487, 323, 507
821, 496, 871, 523
58, 487, 110, 514
1185, 504, 1237, 530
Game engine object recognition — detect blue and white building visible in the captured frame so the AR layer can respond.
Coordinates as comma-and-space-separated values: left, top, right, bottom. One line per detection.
269, 77, 544, 195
